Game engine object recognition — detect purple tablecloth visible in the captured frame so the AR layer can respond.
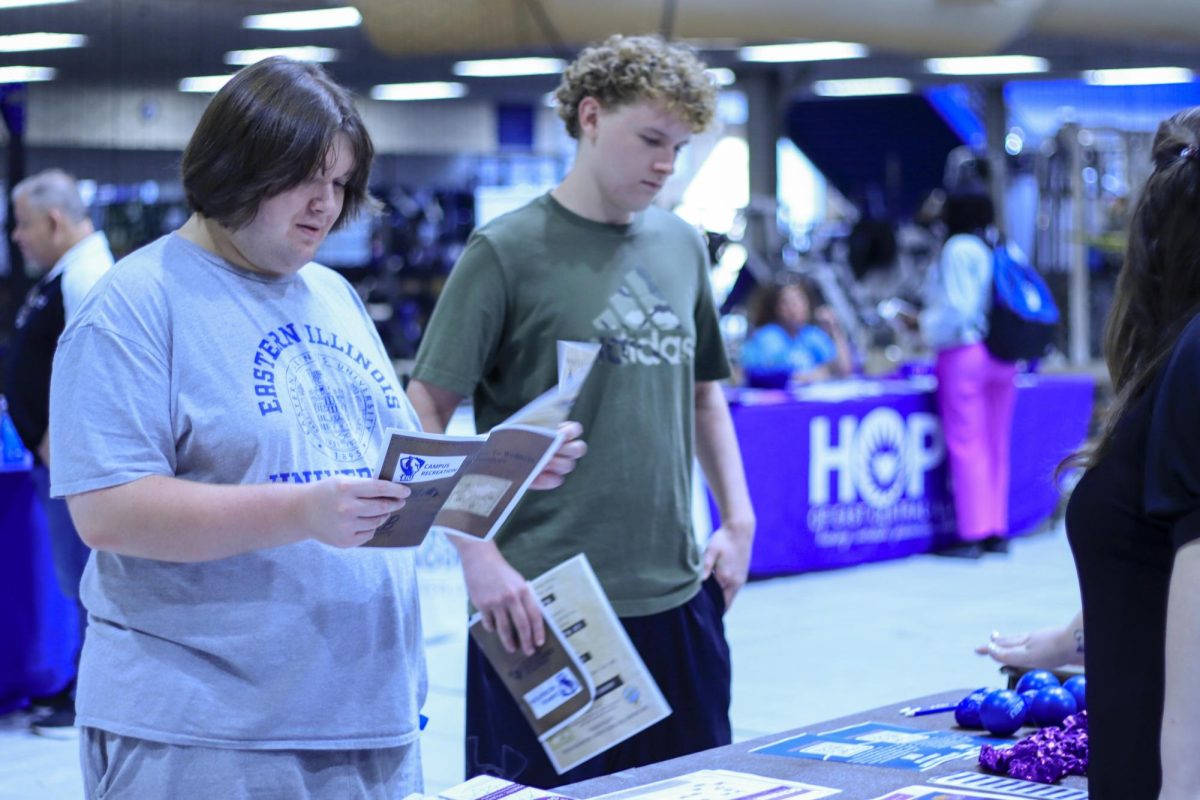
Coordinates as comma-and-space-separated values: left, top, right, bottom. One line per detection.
711, 373, 1095, 577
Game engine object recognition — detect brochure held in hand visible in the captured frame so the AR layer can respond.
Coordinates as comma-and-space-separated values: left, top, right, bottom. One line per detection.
367, 341, 600, 548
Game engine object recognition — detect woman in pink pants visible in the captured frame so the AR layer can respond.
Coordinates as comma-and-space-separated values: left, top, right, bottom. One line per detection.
921, 192, 1016, 557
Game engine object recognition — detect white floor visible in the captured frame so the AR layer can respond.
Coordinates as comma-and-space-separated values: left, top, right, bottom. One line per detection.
0, 520, 1080, 799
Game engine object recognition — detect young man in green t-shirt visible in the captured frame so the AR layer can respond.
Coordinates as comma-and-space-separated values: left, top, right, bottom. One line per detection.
407, 34, 755, 789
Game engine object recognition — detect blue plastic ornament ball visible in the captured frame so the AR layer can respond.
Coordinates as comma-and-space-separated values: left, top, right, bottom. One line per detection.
979, 689, 1028, 736
1031, 686, 1078, 727
1020, 689, 1039, 724
1015, 669, 1060, 694
1062, 675, 1086, 713
954, 687, 991, 729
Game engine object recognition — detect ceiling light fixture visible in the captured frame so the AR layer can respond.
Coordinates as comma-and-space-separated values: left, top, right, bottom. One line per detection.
813, 77, 912, 97
0, 65, 55, 82
242, 7, 361, 31
0, 0, 77, 8
707, 68, 736, 87
370, 81, 467, 102
0, 32, 85, 52
924, 55, 1049, 75
178, 74, 235, 93
224, 46, 339, 66
1084, 67, 1194, 86
738, 41, 868, 63
452, 57, 565, 77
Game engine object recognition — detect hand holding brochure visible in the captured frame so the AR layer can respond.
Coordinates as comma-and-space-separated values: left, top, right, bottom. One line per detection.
368, 341, 599, 548
470, 554, 671, 775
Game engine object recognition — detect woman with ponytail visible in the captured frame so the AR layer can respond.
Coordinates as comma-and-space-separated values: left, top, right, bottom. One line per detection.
1062, 107, 1200, 798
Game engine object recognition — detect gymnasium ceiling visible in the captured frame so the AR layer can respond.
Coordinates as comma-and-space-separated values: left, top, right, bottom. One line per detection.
2, 0, 1200, 103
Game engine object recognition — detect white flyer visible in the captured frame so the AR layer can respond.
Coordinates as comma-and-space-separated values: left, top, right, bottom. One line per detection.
589, 768, 840, 799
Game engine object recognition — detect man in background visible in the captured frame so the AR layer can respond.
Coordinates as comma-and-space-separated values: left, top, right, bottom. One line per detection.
4, 168, 113, 736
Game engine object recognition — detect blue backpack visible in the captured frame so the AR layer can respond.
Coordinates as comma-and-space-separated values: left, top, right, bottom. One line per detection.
985, 242, 1060, 362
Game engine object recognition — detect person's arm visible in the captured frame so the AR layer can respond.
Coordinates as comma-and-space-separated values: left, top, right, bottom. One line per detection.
37, 428, 50, 467
792, 364, 832, 385
814, 306, 854, 377
406, 378, 463, 433
406, 378, 586, 656
974, 609, 1084, 669
66, 474, 410, 562
1160, 540, 1200, 798
694, 380, 756, 610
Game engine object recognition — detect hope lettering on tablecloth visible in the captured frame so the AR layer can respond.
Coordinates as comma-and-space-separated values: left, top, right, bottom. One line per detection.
805, 408, 954, 550
809, 408, 944, 508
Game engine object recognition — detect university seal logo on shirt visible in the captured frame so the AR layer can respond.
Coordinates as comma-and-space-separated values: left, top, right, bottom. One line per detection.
592, 267, 694, 367
287, 350, 377, 462
250, 322, 404, 464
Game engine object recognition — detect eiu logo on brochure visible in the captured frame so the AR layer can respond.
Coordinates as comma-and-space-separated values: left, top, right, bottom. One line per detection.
592, 266, 695, 367
250, 322, 404, 465
398, 455, 426, 480
392, 454, 469, 483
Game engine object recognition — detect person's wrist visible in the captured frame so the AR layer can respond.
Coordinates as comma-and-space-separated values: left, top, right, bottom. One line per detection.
722, 515, 756, 540
282, 482, 316, 543
453, 536, 500, 566
1056, 626, 1083, 664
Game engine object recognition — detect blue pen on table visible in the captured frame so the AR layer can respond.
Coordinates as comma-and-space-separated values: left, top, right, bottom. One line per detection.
898, 702, 958, 717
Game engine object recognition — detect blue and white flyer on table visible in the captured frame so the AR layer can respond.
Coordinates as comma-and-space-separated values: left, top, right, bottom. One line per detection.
870, 774, 1088, 800
927, 771, 1087, 799
751, 722, 996, 771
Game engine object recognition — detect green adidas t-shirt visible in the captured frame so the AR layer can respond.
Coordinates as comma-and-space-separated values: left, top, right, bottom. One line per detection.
412, 193, 730, 616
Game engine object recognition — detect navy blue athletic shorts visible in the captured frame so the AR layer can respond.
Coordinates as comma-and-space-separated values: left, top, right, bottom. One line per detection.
464, 575, 732, 789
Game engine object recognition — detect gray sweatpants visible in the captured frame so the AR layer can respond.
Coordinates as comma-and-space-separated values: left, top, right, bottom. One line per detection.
81, 727, 422, 799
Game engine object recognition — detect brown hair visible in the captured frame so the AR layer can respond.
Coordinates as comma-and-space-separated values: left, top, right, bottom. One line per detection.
182, 57, 376, 231
750, 276, 820, 329
554, 34, 716, 139
1080, 107, 1200, 467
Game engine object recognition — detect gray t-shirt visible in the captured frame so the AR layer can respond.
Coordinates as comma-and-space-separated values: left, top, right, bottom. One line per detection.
50, 233, 427, 750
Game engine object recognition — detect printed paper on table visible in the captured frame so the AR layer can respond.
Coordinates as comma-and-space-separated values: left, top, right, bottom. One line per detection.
589, 768, 839, 799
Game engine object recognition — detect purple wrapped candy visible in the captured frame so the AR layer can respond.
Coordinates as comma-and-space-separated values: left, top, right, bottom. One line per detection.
979, 710, 1088, 784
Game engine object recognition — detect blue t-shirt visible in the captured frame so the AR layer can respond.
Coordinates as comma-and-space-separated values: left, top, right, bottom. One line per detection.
741, 323, 836, 383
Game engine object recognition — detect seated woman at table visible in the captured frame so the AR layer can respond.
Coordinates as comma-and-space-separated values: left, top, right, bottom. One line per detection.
740, 276, 853, 388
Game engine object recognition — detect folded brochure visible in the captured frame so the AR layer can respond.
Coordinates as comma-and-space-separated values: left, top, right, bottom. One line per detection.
368, 341, 599, 548
470, 554, 671, 774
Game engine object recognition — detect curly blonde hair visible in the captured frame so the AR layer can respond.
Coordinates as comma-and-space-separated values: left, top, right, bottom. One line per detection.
554, 34, 717, 139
